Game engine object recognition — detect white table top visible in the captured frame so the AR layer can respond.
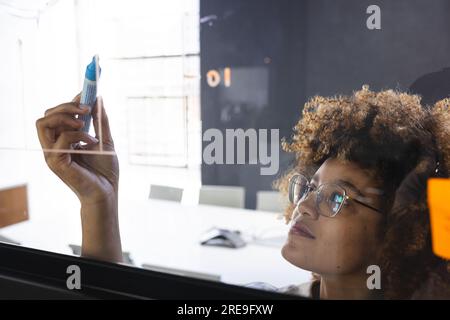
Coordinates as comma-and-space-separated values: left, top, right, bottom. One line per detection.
1, 198, 311, 288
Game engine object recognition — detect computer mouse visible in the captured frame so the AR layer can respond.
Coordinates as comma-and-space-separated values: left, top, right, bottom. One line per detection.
200, 227, 246, 249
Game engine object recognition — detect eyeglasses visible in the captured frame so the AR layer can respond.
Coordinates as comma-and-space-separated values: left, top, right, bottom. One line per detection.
288, 173, 382, 218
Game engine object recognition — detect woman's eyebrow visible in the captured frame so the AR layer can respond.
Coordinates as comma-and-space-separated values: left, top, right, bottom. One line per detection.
334, 179, 364, 196
312, 176, 366, 197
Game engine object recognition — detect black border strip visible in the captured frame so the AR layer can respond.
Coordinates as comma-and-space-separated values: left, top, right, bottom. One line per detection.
0, 243, 304, 300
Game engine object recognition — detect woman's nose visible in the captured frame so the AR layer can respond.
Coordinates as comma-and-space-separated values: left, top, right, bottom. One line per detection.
294, 193, 319, 221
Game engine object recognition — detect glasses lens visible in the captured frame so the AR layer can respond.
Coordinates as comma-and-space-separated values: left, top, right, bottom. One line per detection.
317, 184, 345, 217
289, 174, 309, 204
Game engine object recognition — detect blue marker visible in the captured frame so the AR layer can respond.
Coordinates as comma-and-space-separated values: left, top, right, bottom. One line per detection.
79, 55, 101, 133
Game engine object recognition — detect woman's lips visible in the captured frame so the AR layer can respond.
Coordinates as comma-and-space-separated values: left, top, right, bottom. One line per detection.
289, 221, 316, 239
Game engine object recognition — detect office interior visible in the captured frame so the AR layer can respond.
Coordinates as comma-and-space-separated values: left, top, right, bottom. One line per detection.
0, 0, 450, 300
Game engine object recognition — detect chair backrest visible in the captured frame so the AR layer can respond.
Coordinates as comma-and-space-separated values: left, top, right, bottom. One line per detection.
149, 184, 183, 202
256, 190, 285, 213
198, 185, 245, 208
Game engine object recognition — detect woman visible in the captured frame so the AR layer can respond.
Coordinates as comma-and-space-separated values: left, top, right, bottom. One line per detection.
36, 86, 450, 299
275, 87, 450, 299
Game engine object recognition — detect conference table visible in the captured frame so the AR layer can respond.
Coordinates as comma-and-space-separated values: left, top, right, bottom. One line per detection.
1, 198, 311, 289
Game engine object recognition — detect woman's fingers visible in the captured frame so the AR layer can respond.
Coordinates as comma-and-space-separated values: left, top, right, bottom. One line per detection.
37, 113, 84, 132
36, 113, 85, 148
44, 102, 89, 117
36, 94, 112, 152
92, 96, 114, 145
45, 131, 98, 182
53, 131, 99, 151
72, 92, 82, 103
54, 124, 83, 138
38, 102, 90, 149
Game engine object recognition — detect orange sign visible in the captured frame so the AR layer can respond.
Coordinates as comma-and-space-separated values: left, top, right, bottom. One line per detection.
427, 179, 450, 259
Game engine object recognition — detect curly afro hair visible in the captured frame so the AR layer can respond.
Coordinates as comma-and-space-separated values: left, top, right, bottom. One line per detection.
276, 85, 450, 299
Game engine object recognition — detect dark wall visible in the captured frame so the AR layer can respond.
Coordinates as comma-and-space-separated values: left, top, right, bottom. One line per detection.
200, 0, 450, 209
303, 0, 450, 97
